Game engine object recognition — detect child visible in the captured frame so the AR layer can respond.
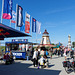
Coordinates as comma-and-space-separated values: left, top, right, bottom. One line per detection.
39, 56, 45, 69
3, 53, 6, 63
6, 52, 10, 64
9, 51, 13, 64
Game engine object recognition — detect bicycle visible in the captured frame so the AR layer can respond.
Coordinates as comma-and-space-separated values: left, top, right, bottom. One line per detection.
63, 58, 75, 74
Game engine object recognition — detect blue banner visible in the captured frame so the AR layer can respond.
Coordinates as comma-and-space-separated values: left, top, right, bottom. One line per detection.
2, 0, 13, 19
16, 5, 23, 27
32, 17, 36, 32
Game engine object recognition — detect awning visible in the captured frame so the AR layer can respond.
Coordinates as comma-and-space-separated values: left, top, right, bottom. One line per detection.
6, 41, 33, 44
53, 45, 60, 48
0, 23, 31, 39
39, 44, 55, 47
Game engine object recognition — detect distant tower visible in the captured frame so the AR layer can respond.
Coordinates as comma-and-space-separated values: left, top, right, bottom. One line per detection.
68, 35, 71, 49
40, 29, 51, 44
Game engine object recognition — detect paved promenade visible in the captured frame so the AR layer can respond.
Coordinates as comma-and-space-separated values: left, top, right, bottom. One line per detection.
0, 55, 75, 75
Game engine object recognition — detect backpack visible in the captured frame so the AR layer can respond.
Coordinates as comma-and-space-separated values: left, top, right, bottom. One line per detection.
46, 51, 48, 55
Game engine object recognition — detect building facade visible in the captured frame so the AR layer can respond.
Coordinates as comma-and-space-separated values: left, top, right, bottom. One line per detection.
40, 29, 51, 44
68, 35, 71, 49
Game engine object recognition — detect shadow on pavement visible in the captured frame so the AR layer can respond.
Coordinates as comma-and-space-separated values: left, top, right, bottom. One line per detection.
66, 69, 74, 74
48, 64, 55, 68
47, 56, 62, 59
0, 61, 61, 75
52, 56, 61, 59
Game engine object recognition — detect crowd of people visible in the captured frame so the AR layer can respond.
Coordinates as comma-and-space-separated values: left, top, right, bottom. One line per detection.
1, 46, 75, 67
3, 51, 14, 64
32, 48, 49, 69
50, 47, 75, 60
32, 46, 75, 69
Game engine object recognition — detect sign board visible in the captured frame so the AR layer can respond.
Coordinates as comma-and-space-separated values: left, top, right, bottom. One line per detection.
12, 39, 28, 42
13, 53, 22, 56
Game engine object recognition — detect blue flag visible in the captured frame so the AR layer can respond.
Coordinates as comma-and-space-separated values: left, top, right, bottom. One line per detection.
59, 42, 60, 46
2, 0, 13, 19
16, 5, 23, 27
32, 17, 36, 32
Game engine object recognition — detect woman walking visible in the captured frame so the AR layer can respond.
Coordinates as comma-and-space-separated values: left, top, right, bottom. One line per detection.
33, 49, 38, 67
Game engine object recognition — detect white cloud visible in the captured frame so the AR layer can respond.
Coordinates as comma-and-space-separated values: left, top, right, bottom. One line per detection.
42, 22, 58, 28
45, 6, 75, 14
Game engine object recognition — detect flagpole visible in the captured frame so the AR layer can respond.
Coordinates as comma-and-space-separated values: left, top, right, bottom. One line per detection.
36, 21, 37, 43
15, 4, 18, 40
36, 33, 37, 43
19, 26, 20, 31
15, 4, 18, 29
1, 0, 4, 23
10, 19, 11, 27
9, 19, 11, 42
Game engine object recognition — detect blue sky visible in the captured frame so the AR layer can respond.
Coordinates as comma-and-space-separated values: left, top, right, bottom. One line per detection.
0, 0, 75, 46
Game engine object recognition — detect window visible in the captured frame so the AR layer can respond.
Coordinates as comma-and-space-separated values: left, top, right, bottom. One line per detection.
12, 44, 19, 50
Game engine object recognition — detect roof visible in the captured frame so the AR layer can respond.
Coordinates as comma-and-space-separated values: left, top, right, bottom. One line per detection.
39, 44, 55, 47
53, 45, 60, 48
0, 23, 31, 39
43, 29, 49, 34
6, 41, 33, 44
6, 41, 39, 45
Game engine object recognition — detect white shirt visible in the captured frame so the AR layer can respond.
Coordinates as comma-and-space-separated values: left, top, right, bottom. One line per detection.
40, 51, 44, 56
33, 51, 37, 59
39, 57, 45, 65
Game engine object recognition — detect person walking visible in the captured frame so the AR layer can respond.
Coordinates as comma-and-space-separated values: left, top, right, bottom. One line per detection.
33, 49, 38, 67
49, 47, 53, 59
26, 49, 30, 60
36, 49, 39, 66
5, 52, 10, 64
64, 47, 67, 60
57, 48, 61, 57
40, 50, 45, 56
60, 48, 63, 57
70, 49, 74, 59
9, 51, 13, 64
73, 48, 75, 61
